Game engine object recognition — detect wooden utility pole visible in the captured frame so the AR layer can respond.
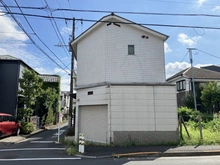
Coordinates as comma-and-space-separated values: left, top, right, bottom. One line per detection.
188, 48, 203, 140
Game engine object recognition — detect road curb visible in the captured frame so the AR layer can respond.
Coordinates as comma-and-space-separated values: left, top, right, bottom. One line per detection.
111, 151, 220, 158
75, 154, 111, 159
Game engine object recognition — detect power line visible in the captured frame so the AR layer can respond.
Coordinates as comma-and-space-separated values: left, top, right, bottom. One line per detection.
2, 5, 220, 18
44, 0, 70, 58
169, 51, 189, 77
0, 1, 70, 74
13, 0, 70, 72
1, 11, 220, 30
197, 49, 220, 60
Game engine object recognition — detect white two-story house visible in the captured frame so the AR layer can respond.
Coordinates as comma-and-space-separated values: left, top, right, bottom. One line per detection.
71, 13, 178, 144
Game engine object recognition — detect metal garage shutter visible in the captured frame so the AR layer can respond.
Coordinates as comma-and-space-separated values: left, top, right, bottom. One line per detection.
79, 105, 108, 143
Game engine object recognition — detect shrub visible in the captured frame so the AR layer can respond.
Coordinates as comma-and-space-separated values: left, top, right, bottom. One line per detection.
178, 106, 193, 122
206, 117, 220, 132
21, 121, 35, 134
66, 146, 77, 155
178, 106, 202, 122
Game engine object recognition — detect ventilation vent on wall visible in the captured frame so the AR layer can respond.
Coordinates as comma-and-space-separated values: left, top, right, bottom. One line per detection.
88, 91, 93, 95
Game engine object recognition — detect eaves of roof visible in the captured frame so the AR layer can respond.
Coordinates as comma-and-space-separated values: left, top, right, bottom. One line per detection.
39, 74, 60, 83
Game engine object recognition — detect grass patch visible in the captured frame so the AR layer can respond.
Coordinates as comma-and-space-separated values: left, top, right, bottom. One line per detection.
66, 146, 77, 155
180, 125, 220, 145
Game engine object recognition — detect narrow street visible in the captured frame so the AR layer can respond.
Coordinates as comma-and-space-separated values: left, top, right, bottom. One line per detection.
0, 123, 77, 160
1, 124, 220, 164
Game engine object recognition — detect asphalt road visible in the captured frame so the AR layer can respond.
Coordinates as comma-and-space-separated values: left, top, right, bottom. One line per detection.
0, 156, 220, 165
1, 125, 220, 164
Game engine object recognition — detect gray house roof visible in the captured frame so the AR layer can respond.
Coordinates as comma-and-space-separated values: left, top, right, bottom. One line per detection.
201, 65, 220, 72
39, 74, 60, 82
0, 55, 20, 60
167, 67, 220, 82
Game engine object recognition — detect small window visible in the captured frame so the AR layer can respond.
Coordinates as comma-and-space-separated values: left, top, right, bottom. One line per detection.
176, 80, 186, 91
88, 91, 93, 95
128, 45, 135, 55
0, 116, 2, 122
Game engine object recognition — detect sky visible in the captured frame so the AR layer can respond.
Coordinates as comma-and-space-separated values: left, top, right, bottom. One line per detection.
0, 0, 220, 91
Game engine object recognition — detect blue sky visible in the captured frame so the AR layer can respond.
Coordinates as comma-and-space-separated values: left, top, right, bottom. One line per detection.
0, 0, 220, 91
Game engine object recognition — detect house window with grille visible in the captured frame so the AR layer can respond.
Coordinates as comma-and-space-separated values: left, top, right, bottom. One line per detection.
176, 80, 186, 91
128, 45, 135, 55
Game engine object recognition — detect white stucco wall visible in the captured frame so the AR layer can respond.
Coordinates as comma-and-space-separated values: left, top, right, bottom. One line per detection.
75, 85, 178, 143
76, 21, 166, 86
105, 21, 166, 84
77, 25, 106, 86
110, 85, 178, 132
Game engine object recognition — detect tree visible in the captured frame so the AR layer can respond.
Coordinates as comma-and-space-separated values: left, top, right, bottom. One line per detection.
201, 82, 220, 114
36, 88, 58, 126
18, 68, 43, 121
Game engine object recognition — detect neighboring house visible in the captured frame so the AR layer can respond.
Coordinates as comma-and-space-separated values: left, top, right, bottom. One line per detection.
39, 74, 61, 124
71, 13, 178, 144
0, 55, 38, 116
0, 55, 61, 121
201, 65, 220, 72
166, 67, 220, 109
60, 91, 70, 114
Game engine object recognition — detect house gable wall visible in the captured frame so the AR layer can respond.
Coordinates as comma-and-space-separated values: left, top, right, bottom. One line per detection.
76, 21, 166, 86
105, 21, 166, 83
77, 25, 106, 86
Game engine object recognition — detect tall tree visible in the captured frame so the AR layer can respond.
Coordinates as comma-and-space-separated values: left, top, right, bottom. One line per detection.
18, 68, 43, 121
201, 81, 220, 114
36, 88, 58, 126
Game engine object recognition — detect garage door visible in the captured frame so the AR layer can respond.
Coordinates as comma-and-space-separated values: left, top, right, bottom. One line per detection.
78, 105, 108, 143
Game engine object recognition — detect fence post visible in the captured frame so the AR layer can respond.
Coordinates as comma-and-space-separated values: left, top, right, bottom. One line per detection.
79, 133, 85, 153
179, 116, 183, 139
198, 115, 203, 140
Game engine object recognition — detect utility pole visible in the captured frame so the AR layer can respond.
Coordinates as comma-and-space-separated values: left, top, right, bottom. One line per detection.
68, 17, 75, 128
188, 48, 197, 111
188, 48, 203, 139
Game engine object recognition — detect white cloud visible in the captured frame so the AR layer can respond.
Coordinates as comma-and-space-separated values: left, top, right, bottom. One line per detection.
61, 27, 72, 36
195, 63, 213, 68
0, 47, 8, 54
197, 0, 207, 7
212, 6, 220, 11
0, 12, 28, 41
166, 62, 190, 78
164, 43, 172, 53
177, 33, 201, 46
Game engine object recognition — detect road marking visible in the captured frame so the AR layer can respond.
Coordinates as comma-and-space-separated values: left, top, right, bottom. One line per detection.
30, 141, 55, 144
53, 129, 66, 136
0, 148, 66, 152
0, 158, 81, 161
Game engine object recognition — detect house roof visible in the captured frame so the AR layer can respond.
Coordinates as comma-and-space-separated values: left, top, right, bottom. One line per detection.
0, 55, 40, 74
0, 55, 20, 60
166, 67, 220, 82
39, 74, 60, 83
201, 65, 220, 72
71, 13, 169, 58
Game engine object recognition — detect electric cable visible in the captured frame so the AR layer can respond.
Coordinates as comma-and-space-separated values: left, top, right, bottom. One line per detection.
0, 0, 70, 74
13, 0, 71, 71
